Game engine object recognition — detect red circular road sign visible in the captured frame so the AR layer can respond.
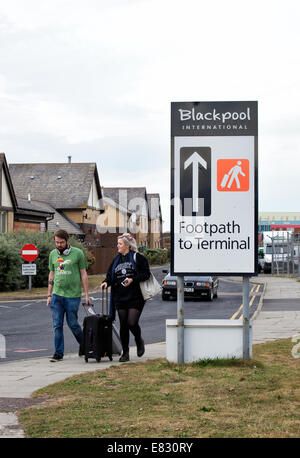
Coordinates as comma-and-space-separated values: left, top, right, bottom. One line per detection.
21, 243, 39, 262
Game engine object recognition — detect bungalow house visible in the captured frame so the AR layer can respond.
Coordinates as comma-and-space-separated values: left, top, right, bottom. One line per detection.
98, 188, 134, 247
0, 153, 17, 232
102, 187, 149, 248
15, 196, 86, 238
14, 196, 54, 232
9, 159, 103, 244
1, 153, 55, 233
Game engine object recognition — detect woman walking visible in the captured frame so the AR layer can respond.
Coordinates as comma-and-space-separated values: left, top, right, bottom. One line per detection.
100, 233, 150, 362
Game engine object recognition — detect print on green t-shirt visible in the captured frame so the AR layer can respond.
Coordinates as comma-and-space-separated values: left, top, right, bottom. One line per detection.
48, 246, 87, 298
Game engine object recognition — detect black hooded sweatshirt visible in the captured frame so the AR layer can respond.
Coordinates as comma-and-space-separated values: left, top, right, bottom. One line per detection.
104, 251, 150, 309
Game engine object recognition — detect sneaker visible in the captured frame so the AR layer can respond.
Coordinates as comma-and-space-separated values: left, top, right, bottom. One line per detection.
136, 339, 145, 357
119, 351, 129, 362
50, 353, 63, 362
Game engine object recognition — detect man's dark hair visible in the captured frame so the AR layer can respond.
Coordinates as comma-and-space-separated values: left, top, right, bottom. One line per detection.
54, 229, 69, 242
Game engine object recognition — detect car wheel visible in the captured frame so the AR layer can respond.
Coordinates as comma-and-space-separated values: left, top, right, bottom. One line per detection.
214, 289, 218, 298
162, 295, 168, 301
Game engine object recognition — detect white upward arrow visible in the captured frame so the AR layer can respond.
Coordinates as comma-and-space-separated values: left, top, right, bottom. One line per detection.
184, 152, 207, 213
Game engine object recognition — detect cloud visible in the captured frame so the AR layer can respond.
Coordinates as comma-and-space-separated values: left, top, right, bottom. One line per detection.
0, 0, 300, 231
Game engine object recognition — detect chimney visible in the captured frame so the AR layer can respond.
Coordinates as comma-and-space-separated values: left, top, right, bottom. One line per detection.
68, 156, 72, 163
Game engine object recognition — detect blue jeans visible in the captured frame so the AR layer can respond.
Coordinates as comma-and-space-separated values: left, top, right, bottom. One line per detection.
50, 294, 83, 356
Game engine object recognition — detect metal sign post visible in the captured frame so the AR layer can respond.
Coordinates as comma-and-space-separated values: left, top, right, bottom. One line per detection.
21, 244, 38, 293
177, 276, 184, 364
28, 262, 32, 292
242, 275, 250, 360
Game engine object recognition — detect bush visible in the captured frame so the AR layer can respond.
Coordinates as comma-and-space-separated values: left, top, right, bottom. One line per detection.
144, 248, 170, 265
0, 231, 94, 292
0, 238, 23, 291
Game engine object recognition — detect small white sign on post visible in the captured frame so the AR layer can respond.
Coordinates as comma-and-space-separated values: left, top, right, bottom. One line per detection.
22, 264, 37, 276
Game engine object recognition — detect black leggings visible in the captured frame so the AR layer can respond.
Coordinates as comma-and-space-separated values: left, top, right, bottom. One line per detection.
117, 308, 142, 352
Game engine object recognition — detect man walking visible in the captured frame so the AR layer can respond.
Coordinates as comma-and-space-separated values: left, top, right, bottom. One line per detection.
47, 229, 90, 361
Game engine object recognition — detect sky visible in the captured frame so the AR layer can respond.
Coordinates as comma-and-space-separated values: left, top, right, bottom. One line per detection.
0, 0, 299, 231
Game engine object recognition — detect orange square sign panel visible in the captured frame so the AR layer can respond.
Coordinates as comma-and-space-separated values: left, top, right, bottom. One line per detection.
217, 159, 249, 192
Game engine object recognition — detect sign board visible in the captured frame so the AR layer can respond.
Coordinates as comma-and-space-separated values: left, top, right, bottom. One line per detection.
22, 264, 37, 276
21, 244, 39, 262
171, 101, 258, 275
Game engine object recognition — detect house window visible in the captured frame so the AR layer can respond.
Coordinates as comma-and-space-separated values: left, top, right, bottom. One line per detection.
1, 212, 6, 233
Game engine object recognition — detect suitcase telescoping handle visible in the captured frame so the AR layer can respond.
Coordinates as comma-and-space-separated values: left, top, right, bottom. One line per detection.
82, 303, 96, 316
102, 287, 109, 315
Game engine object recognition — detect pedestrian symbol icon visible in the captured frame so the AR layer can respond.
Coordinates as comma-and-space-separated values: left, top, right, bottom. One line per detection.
217, 159, 249, 192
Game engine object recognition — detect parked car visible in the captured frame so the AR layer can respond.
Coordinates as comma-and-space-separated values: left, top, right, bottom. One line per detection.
161, 270, 219, 301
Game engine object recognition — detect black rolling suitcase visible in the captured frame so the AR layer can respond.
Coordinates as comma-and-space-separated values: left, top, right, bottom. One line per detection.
81, 289, 113, 363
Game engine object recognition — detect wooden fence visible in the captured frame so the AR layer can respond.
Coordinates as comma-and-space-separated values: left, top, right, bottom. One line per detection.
87, 246, 116, 275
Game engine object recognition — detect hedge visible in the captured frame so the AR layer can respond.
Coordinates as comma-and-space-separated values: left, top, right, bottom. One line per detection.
144, 248, 170, 265
0, 231, 94, 292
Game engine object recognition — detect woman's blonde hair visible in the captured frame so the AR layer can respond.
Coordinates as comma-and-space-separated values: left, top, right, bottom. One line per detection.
118, 233, 138, 252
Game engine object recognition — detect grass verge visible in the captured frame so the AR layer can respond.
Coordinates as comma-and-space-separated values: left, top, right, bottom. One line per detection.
18, 338, 299, 438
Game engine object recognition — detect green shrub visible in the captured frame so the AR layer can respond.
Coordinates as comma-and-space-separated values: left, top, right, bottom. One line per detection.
0, 238, 23, 291
144, 248, 170, 265
0, 231, 94, 292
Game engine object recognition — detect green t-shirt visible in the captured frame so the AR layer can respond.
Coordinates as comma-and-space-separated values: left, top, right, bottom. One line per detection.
48, 246, 88, 298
